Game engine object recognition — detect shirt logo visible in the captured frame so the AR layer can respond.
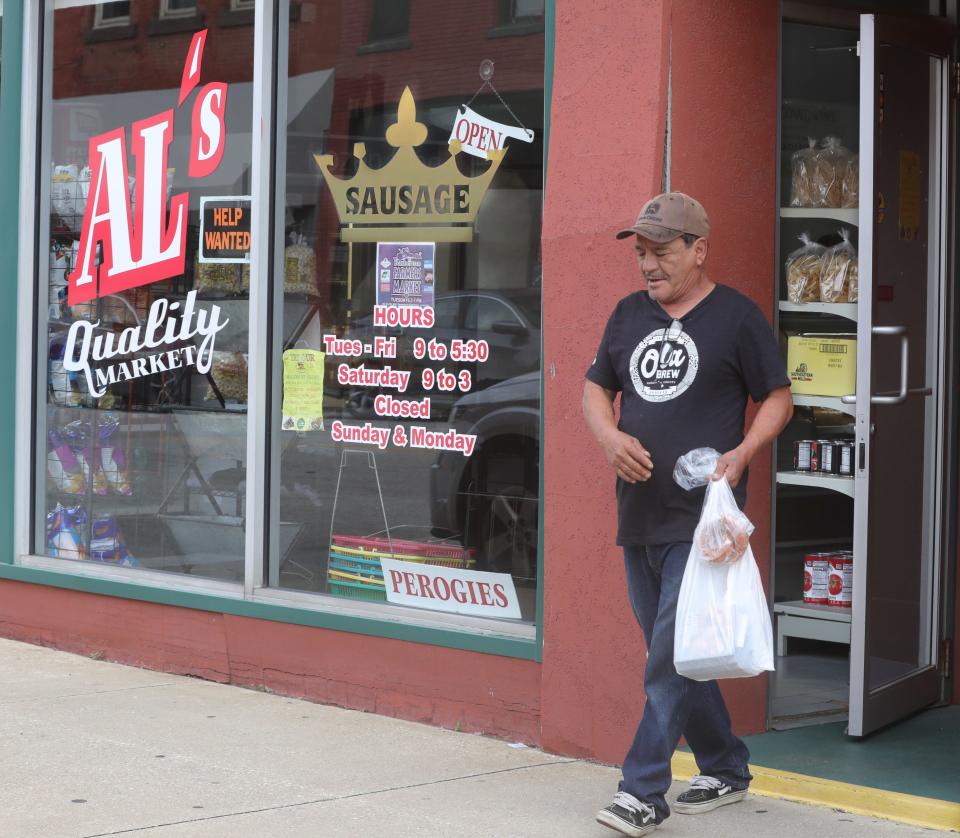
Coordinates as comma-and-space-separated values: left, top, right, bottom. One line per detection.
629, 325, 699, 402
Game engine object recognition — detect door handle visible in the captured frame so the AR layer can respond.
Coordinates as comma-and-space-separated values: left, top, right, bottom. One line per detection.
840, 325, 909, 405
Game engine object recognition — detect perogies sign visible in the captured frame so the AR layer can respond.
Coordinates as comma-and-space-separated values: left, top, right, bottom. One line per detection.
62, 31, 232, 395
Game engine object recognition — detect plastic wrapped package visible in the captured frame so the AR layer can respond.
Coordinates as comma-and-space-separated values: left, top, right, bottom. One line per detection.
195, 255, 240, 294
205, 351, 248, 402
790, 138, 818, 208
693, 476, 755, 566
98, 414, 132, 496
284, 236, 317, 294
673, 447, 720, 491
820, 229, 858, 303
47, 430, 86, 494
88, 515, 137, 567
785, 234, 825, 304
842, 154, 859, 208
812, 137, 852, 208
46, 504, 85, 560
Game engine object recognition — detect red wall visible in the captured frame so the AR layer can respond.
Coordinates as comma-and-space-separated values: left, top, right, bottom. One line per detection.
540, 0, 779, 763
0, 580, 541, 741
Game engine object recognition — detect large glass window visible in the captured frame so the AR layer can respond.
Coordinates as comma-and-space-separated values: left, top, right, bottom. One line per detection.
28, 1, 544, 630
35, 1, 255, 582
272, 2, 544, 622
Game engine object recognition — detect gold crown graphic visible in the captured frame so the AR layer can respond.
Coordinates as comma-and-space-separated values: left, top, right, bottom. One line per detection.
314, 87, 507, 243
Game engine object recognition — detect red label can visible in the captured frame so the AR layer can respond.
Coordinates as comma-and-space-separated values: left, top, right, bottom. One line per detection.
828, 555, 853, 607
803, 553, 831, 604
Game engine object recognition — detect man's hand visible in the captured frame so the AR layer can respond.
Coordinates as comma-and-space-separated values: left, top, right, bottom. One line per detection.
712, 447, 747, 488
600, 429, 654, 484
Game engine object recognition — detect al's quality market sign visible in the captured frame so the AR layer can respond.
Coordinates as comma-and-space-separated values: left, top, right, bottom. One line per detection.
62, 31, 232, 395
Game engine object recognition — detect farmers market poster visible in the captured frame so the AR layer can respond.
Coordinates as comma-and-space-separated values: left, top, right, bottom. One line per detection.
375, 242, 435, 307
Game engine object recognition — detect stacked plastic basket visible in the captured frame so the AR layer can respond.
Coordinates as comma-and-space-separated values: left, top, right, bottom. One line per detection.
327, 534, 476, 601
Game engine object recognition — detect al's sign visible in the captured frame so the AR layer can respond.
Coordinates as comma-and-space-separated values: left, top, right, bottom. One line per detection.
62, 31, 235, 397
68, 30, 228, 306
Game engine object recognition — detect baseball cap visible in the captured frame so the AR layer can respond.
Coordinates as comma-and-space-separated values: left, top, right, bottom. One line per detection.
615, 192, 711, 242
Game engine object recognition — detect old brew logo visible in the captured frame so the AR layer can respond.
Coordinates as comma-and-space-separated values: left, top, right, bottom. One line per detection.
314, 88, 505, 243
62, 30, 230, 396
629, 325, 699, 402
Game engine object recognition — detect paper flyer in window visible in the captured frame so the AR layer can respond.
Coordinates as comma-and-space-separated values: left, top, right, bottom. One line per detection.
282, 349, 325, 432
375, 242, 435, 308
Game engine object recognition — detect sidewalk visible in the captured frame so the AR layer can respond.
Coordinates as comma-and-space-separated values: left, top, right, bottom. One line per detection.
0, 638, 950, 838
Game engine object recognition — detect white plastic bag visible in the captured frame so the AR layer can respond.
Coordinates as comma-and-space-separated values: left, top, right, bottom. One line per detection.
674, 542, 774, 680
694, 477, 754, 566
674, 476, 773, 680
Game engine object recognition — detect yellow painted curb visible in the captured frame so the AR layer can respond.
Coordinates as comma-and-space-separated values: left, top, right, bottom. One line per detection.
672, 751, 960, 833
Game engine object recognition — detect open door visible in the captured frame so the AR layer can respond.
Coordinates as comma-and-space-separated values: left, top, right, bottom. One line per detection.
849, 14, 955, 737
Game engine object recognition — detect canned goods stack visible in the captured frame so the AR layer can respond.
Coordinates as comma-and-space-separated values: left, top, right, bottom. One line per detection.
793, 438, 855, 475
828, 551, 853, 607
802, 550, 853, 607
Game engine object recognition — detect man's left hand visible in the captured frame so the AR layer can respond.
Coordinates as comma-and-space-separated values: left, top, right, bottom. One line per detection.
712, 447, 748, 487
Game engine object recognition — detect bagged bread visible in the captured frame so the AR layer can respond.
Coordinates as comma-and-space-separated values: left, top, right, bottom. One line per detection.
812, 137, 851, 208
842, 154, 859, 208
785, 234, 824, 303
195, 254, 240, 294
205, 352, 248, 402
820, 228, 857, 303
790, 138, 818, 208
284, 235, 316, 295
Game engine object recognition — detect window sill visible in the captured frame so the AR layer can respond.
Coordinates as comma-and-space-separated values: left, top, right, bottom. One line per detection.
5, 556, 540, 660
83, 24, 137, 44
487, 20, 545, 39
146, 14, 206, 37
357, 36, 413, 55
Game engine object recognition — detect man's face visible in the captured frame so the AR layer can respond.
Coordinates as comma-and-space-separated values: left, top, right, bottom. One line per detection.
634, 234, 706, 304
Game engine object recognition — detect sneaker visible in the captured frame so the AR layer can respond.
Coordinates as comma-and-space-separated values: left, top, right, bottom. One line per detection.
673, 774, 748, 814
596, 791, 658, 836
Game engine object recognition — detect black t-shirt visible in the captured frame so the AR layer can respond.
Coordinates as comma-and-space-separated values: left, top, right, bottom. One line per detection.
585, 284, 789, 546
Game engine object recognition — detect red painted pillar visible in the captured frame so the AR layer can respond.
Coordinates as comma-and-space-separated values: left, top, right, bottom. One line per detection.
540, 0, 780, 762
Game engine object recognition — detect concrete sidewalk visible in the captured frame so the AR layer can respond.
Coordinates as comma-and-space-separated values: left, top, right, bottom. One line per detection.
0, 638, 950, 838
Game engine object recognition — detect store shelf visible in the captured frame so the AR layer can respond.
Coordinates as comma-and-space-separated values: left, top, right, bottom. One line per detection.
778, 301, 857, 321
774, 600, 852, 622
779, 207, 859, 224
790, 393, 856, 416
776, 470, 855, 498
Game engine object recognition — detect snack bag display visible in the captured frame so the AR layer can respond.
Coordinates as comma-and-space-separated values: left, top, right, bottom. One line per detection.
790, 138, 818, 208
205, 352, 249, 403
812, 136, 852, 208
820, 228, 858, 303
785, 234, 825, 304
98, 414, 132, 496
284, 235, 317, 295
46, 504, 85, 560
88, 515, 137, 567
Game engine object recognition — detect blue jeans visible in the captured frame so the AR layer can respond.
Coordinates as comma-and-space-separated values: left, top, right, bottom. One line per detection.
620, 543, 752, 821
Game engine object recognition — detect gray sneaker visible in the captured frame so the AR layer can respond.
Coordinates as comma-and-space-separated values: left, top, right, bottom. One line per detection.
674, 774, 748, 814
596, 791, 658, 836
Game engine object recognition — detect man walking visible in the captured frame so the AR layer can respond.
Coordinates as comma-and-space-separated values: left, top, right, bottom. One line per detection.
583, 192, 793, 836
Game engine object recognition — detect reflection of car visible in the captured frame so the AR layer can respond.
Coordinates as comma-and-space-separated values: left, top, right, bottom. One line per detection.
430, 372, 539, 583
345, 289, 541, 420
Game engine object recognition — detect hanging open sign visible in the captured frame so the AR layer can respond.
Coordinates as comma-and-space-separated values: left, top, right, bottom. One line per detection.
449, 105, 534, 160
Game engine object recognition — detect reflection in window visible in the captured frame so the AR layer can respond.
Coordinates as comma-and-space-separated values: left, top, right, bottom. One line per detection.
159, 0, 197, 19
501, 0, 545, 24
274, 2, 544, 623
38, 1, 254, 582
368, 0, 410, 43
95, 2, 131, 27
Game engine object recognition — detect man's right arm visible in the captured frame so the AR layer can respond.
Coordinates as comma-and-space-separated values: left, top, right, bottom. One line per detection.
582, 381, 653, 484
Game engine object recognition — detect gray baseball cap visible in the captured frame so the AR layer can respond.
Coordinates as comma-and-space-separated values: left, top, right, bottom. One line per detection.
616, 192, 711, 242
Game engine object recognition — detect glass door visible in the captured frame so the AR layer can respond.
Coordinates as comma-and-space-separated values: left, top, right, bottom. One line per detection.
849, 13, 953, 737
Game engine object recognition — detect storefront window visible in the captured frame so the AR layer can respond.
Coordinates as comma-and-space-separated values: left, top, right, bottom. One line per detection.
35, 1, 255, 581
272, 2, 544, 622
